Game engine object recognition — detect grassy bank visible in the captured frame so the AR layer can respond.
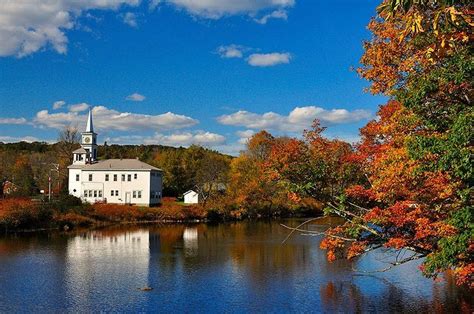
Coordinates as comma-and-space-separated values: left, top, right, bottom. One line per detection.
0, 196, 322, 233
0, 197, 206, 232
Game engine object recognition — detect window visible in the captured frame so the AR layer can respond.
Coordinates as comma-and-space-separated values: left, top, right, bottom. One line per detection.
122, 174, 125, 181
98, 190, 102, 198
93, 190, 97, 197
134, 173, 137, 179
89, 174, 93, 181
110, 190, 114, 197
115, 190, 119, 196
88, 190, 93, 197
76, 174, 80, 181
133, 191, 137, 198
84, 190, 88, 197
105, 174, 109, 181
137, 191, 142, 199
114, 174, 117, 181
127, 174, 131, 182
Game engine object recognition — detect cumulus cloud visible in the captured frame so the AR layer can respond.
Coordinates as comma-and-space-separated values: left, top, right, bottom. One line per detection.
0, 135, 41, 143
34, 105, 198, 131
236, 129, 255, 144
0, 0, 140, 58
68, 102, 89, 112
254, 9, 288, 24
53, 100, 66, 110
126, 92, 146, 101
107, 131, 226, 147
217, 106, 372, 132
247, 52, 291, 67
149, 0, 162, 11
162, 0, 295, 19
217, 45, 246, 59
0, 117, 28, 125
122, 12, 138, 27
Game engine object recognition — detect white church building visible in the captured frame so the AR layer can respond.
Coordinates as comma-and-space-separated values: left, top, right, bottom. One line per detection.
68, 110, 163, 206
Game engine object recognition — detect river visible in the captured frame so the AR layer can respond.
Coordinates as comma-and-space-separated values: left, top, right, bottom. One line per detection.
0, 218, 472, 313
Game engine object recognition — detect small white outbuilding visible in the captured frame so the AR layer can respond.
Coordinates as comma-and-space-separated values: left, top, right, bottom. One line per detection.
183, 190, 199, 204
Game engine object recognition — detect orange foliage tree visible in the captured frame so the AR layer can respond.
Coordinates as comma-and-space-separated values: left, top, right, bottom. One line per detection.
316, 0, 473, 288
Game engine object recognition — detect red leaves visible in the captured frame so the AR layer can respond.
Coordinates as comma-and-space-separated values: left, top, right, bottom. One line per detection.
346, 185, 377, 203
320, 237, 345, 262
454, 263, 474, 289
347, 241, 367, 259
385, 237, 408, 249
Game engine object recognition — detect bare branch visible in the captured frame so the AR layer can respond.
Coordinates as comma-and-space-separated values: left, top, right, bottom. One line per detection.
352, 251, 426, 273
280, 223, 357, 242
327, 202, 381, 237
280, 217, 327, 244
347, 201, 371, 212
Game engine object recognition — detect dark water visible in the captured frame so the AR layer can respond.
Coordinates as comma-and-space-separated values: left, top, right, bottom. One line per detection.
0, 218, 472, 313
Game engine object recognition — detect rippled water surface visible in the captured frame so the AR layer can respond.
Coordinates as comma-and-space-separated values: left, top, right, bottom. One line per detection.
0, 218, 472, 313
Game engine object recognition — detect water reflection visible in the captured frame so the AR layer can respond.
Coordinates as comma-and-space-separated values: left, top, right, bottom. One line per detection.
0, 220, 472, 313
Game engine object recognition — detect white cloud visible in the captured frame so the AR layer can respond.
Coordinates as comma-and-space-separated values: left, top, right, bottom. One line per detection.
236, 129, 255, 144
0, 117, 28, 125
122, 12, 138, 28
53, 100, 66, 110
254, 9, 288, 24
217, 44, 246, 59
68, 102, 89, 112
149, 0, 162, 11
0, 135, 41, 143
162, 0, 295, 19
247, 52, 291, 67
126, 92, 146, 101
107, 131, 226, 147
213, 142, 245, 156
0, 0, 140, 58
34, 105, 198, 131
217, 106, 372, 132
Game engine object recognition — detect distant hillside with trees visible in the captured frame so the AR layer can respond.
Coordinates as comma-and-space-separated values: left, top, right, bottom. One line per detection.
0, 138, 232, 199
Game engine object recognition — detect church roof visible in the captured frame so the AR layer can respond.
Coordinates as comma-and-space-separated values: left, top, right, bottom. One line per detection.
68, 159, 162, 171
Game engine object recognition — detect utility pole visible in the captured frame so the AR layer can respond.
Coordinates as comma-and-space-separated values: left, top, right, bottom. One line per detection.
48, 174, 51, 202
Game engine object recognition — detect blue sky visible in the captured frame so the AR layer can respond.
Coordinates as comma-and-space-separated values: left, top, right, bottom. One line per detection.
0, 0, 386, 155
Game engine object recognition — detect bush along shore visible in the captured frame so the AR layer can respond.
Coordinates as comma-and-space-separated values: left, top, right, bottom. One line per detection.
0, 195, 322, 233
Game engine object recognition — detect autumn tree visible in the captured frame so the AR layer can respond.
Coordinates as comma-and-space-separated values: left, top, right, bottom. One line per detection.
11, 155, 36, 196
265, 121, 363, 203
56, 125, 80, 193
194, 152, 230, 205
316, 0, 473, 287
228, 131, 289, 216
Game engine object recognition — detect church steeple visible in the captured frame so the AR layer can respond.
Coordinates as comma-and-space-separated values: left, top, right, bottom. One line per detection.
79, 108, 98, 163
86, 108, 94, 133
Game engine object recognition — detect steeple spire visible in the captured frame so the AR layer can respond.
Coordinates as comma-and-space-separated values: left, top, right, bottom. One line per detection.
85, 108, 94, 133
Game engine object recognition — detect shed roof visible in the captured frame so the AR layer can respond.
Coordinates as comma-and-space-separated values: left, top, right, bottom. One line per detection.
183, 190, 198, 196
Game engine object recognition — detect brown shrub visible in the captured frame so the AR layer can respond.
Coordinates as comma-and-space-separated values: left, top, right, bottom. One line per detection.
157, 199, 205, 220
55, 213, 95, 227
0, 198, 52, 229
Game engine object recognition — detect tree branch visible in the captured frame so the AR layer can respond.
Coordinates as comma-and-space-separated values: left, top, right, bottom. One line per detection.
280, 222, 356, 242
352, 251, 426, 274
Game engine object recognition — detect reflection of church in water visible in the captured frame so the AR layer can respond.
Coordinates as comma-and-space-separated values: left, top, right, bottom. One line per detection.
66, 227, 200, 285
